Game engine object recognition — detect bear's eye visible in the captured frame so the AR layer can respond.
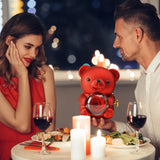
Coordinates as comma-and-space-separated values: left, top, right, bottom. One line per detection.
86, 78, 90, 81
106, 80, 110, 84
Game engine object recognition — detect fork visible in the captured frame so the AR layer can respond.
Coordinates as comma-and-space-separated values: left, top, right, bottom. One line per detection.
46, 140, 55, 147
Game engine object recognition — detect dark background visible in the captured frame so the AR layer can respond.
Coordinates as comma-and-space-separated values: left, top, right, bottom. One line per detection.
22, 0, 139, 70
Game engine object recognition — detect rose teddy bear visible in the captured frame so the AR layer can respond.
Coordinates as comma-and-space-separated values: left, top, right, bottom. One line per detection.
78, 65, 120, 119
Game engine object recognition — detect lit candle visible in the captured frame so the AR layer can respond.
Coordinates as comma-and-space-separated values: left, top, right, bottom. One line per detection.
72, 115, 91, 155
71, 123, 86, 160
91, 129, 106, 159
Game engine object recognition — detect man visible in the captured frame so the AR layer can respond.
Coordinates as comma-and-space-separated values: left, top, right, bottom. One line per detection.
92, 0, 160, 159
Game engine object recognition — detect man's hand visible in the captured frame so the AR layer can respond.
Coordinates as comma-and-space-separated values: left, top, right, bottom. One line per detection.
91, 117, 116, 132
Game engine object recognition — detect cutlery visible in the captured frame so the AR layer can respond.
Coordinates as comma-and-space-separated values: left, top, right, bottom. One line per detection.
46, 140, 55, 147
20, 142, 57, 149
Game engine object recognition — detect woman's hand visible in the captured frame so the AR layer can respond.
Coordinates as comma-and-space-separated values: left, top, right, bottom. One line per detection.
6, 41, 28, 77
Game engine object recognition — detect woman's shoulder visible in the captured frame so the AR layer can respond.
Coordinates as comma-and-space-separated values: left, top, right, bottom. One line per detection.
39, 65, 54, 78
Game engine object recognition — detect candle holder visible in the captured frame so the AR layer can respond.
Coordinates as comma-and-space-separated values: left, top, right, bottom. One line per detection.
72, 115, 91, 155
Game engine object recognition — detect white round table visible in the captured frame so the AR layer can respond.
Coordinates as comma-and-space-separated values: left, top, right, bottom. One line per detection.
11, 140, 155, 160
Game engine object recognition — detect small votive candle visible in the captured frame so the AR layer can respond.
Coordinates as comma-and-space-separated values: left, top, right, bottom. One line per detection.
71, 125, 86, 160
72, 115, 91, 155
91, 129, 106, 159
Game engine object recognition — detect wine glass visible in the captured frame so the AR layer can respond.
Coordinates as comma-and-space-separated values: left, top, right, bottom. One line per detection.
127, 101, 147, 152
33, 102, 53, 154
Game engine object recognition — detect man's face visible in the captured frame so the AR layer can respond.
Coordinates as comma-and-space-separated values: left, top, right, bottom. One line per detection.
113, 18, 139, 61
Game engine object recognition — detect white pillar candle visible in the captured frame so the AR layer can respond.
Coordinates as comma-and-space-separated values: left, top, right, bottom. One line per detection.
72, 115, 91, 155
71, 128, 86, 160
91, 130, 106, 159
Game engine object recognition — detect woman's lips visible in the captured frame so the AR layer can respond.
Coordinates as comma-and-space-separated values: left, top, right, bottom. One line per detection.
24, 58, 33, 64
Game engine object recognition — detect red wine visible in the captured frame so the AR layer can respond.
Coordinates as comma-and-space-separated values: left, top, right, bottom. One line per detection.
127, 115, 146, 131
33, 117, 52, 131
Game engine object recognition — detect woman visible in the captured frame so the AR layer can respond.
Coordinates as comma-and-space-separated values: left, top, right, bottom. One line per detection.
0, 12, 56, 160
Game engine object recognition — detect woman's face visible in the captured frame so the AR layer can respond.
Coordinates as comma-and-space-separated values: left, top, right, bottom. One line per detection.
15, 34, 43, 67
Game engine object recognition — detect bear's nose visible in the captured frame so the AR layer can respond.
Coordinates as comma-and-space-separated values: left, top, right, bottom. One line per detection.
97, 80, 100, 83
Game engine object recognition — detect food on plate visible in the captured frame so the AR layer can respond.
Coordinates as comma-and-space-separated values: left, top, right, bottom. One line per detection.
54, 135, 62, 141
37, 132, 52, 141
105, 131, 147, 145
57, 127, 70, 134
105, 135, 113, 145
112, 138, 125, 146
57, 127, 70, 142
36, 127, 70, 142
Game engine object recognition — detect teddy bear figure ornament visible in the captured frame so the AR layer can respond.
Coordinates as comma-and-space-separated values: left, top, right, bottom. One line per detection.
79, 65, 120, 119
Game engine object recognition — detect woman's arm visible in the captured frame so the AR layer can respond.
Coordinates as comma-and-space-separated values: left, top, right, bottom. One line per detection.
41, 65, 56, 131
0, 42, 32, 133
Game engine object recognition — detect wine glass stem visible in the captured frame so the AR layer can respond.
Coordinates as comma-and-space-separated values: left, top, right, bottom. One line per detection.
135, 130, 139, 152
41, 132, 46, 153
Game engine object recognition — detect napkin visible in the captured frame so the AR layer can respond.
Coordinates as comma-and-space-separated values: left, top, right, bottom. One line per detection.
24, 141, 60, 151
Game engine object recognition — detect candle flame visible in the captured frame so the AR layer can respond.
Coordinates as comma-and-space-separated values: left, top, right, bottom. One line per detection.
97, 129, 101, 137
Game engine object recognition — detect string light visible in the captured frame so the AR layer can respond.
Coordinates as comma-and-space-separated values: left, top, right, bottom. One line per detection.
48, 25, 57, 35
51, 37, 59, 49
27, 0, 36, 14
8, 0, 24, 17
129, 71, 136, 81
95, 50, 100, 57
109, 64, 119, 70
91, 50, 119, 70
67, 71, 74, 80
51, 42, 58, 48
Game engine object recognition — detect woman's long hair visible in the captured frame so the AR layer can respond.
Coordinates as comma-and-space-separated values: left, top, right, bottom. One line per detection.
0, 12, 47, 84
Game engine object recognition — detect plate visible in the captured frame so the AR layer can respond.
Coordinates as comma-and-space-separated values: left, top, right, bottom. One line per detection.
31, 131, 63, 142
31, 131, 70, 142
106, 137, 151, 149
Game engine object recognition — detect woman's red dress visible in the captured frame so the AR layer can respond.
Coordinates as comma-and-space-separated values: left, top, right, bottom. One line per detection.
0, 77, 45, 160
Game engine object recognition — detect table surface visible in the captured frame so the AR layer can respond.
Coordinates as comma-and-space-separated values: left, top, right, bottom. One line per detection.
11, 140, 155, 160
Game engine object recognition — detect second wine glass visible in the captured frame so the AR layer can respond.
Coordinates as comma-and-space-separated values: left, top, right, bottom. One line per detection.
33, 102, 53, 154
127, 101, 147, 152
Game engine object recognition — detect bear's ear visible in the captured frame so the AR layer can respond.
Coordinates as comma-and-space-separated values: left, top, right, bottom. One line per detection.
79, 65, 91, 77
109, 69, 120, 82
